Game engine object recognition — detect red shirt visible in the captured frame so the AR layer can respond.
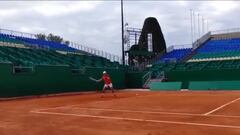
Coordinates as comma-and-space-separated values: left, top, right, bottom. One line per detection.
102, 74, 112, 84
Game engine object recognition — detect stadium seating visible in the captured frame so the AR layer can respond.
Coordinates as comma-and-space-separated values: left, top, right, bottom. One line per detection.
0, 45, 121, 68
158, 48, 192, 63
0, 34, 24, 45
190, 38, 240, 61
150, 59, 240, 72
0, 33, 76, 52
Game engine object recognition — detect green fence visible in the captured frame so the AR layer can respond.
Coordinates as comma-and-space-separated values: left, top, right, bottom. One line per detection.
150, 82, 182, 91
0, 63, 125, 97
189, 81, 240, 90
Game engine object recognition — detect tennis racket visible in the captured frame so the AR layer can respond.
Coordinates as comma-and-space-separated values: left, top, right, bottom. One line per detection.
89, 77, 99, 82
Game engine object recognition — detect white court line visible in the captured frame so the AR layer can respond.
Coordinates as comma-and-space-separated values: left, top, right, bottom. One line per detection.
73, 107, 203, 116
33, 106, 207, 118
32, 104, 78, 112
33, 100, 107, 112
74, 107, 240, 119
33, 93, 240, 113
204, 97, 240, 115
32, 93, 170, 112
32, 94, 151, 112
209, 114, 240, 118
32, 111, 240, 129
33, 106, 240, 119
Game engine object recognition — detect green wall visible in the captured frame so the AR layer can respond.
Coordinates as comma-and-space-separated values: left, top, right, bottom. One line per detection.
150, 82, 182, 91
166, 69, 240, 89
0, 63, 125, 97
189, 81, 240, 90
125, 72, 147, 88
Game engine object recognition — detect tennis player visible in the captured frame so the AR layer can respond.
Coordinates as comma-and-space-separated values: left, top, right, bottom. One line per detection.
97, 71, 116, 97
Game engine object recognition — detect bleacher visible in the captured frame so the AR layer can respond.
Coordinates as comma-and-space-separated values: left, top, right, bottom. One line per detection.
0, 45, 121, 68
158, 48, 192, 63
0, 34, 24, 45
0, 28, 123, 69
151, 59, 240, 72
152, 37, 240, 72
0, 33, 76, 52
189, 38, 240, 62
0, 32, 121, 69
129, 29, 240, 90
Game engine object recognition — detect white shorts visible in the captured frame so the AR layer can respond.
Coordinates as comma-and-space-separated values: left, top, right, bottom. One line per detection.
104, 83, 113, 88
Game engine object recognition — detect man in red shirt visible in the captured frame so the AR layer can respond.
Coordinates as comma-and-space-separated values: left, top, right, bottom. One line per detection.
97, 71, 116, 97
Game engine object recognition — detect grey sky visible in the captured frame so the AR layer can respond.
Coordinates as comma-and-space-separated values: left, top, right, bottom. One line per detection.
0, 1, 239, 56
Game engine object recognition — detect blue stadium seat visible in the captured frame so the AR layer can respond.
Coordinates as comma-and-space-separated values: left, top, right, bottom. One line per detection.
189, 38, 240, 61
0, 33, 77, 52
198, 38, 240, 53
158, 48, 192, 63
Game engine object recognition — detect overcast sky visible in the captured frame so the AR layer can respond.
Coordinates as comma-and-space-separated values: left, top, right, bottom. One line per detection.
0, 1, 239, 56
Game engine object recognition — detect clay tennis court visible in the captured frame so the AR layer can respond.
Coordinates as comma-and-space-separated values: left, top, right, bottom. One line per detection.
0, 90, 240, 135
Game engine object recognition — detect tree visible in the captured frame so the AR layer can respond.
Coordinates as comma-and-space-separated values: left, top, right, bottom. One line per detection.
35, 33, 46, 40
46, 33, 63, 43
35, 33, 69, 45
64, 40, 70, 45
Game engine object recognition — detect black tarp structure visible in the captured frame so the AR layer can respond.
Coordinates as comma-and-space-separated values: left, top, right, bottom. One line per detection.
128, 17, 166, 66
138, 17, 166, 52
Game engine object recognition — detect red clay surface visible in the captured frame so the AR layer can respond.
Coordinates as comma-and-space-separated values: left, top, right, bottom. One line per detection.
0, 90, 240, 135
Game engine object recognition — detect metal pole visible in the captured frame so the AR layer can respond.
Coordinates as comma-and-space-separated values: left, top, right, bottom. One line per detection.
193, 11, 196, 41
202, 16, 204, 35
121, 0, 125, 65
135, 33, 137, 45
190, 9, 193, 45
206, 20, 209, 32
198, 13, 200, 39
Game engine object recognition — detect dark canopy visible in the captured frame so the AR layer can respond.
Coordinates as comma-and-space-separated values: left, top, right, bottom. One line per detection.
138, 17, 166, 53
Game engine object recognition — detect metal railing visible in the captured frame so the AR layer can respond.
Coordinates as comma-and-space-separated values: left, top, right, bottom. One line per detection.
167, 44, 192, 53
193, 32, 211, 50
13, 66, 34, 74
0, 28, 36, 38
211, 28, 240, 35
0, 28, 121, 64
166, 46, 174, 53
68, 42, 121, 63
142, 71, 152, 88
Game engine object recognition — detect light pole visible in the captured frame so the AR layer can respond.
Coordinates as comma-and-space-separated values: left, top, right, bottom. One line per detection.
207, 20, 209, 32
193, 10, 196, 41
202, 16, 205, 35
121, 0, 125, 65
198, 13, 200, 39
190, 9, 193, 45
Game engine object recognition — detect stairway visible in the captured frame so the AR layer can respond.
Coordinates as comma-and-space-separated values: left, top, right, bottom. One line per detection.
142, 71, 165, 88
